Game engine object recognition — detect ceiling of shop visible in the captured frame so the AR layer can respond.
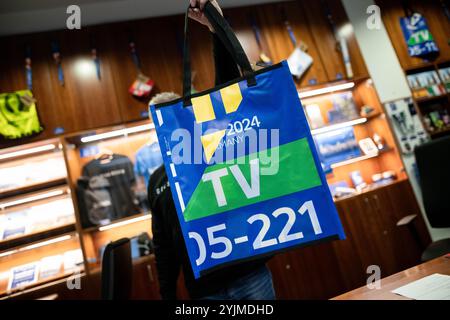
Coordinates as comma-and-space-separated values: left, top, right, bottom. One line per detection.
0, 0, 285, 36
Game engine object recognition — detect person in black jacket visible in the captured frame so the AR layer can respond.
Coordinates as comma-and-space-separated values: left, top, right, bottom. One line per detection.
147, 0, 276, 300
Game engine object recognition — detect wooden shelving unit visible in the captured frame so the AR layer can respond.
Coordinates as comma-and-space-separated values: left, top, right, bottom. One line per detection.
81, 212, 151, 234
301, 78, 405, 190
0, 178, 67, 200
415, 94, 448, 104
330, 147, 393, 169
0, 269, 85, 299
430, 126, 450, 137
373, 0, 450, 140
333, 176, 408, 203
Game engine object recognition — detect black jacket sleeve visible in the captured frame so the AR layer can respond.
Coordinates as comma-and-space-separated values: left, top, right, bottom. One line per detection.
212, 33, 241, 85
149, 173, 181, 300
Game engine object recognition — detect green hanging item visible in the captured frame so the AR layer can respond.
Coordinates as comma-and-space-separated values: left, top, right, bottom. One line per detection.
0, 90, 43, 139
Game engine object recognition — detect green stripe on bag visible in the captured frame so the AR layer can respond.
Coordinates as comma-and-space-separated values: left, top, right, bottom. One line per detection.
183, 138, 322, 222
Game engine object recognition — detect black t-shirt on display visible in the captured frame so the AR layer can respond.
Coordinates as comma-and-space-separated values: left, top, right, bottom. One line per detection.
82, 154, 140, 219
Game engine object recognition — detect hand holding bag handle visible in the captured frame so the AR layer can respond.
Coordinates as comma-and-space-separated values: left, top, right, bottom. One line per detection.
183, 1, 257, 106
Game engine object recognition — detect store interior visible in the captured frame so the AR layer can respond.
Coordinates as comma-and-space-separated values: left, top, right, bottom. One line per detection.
0, 0, 449, 300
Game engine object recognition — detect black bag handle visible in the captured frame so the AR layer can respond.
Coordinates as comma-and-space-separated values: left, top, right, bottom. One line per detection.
183, 2, 256, 106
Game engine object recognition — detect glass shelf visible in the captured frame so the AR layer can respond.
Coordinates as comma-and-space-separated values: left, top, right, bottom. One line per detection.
330, 148, 392, 169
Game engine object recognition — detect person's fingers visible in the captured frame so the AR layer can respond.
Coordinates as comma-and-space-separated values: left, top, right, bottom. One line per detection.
188, 8, 203, 23
188, 10, 197, 19
199, 0, 208, 10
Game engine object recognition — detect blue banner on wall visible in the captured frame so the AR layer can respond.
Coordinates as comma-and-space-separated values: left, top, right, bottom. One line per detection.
400, 13, 439, 58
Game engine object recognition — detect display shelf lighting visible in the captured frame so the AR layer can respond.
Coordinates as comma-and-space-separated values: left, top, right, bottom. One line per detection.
0, 189, 65, 210
0, 144, 56, 161
22, 235, 72, 250
310, 117, 367, 135
81, 123, 155, 143
0, 235, 72, 258
298, 82, 355, 99
330, 152, 379, 169
98, 214, 152, 232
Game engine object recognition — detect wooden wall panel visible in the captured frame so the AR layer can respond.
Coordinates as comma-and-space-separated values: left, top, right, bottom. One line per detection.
228, 8, 264, 65
50, 29, 123, 132
300, 0, 348, 82
326, 0, 369, 79
99, 21, 148, 123
1, 0, 370, 148
257, 1, 329, 87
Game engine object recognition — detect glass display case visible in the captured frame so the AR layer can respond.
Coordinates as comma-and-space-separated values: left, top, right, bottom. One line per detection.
0, 139, 82, 297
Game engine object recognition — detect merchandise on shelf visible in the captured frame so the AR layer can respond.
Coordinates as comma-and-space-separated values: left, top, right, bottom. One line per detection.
0, 196, 75, 240
314, 126, 361, 172
0, 90, 43, 140
5, 248, 83, 292
39, 255, 63, 279
1, 211, 29, 240
77, 153, 140, 228
305, 104, 325, 129
8, 262, 39, 291
426, 110, 450, 133
360, 105, 376, 117
328, 181, 353, 198
373, 133, 386, 151
327, 92, 359, 124
385, 98, 429, 155
134, 141, 164, 187
0, 154, 66, 192
358, 138, 378, 155
350, 170, 366, 191
438, 67, 450, 92
287, 47, 313, 79
130, 232, 153, 259
372, 171, 397, 187
63, 249, 83, 273
406, 70, 446, 99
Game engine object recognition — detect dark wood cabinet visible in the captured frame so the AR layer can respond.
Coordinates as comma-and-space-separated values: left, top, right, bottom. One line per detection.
130, 257, 161, 300
3, 179, 430, 300
268, 179, 431, 300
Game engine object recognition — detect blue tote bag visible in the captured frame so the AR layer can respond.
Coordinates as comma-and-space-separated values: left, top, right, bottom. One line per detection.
150, 2, 345, 279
